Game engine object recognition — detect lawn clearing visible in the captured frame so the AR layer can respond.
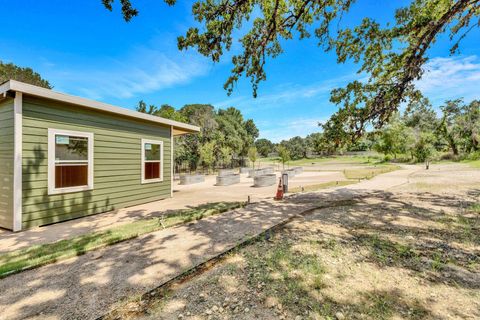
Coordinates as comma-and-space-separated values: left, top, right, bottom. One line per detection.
259, 154, 385, 167
289, 180, 357, 193
113, 192, 479, 320
469, 203, 480, 214
343, 164, 400, 180
0, 201, 244, 278
463, 159, 480, 168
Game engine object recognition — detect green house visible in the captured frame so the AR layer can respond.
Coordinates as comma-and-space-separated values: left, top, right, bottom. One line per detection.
0, 80, 199, 231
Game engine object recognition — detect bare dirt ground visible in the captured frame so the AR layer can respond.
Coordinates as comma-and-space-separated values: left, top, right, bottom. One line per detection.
0, 162, 477, 320
111, 163, 480, 320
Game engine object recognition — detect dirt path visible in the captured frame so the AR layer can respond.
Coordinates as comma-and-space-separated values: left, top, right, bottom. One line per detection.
343, 164, 420, 191
0, 198, 329, 320
0, 164, 471, 320
104, 163, 479, 320
0, 171, 343, 254
134, 191, 479, 320
0, 163, 410, 255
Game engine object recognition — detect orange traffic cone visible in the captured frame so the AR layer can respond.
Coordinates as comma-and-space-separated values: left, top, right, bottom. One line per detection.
274, 177, 284, 201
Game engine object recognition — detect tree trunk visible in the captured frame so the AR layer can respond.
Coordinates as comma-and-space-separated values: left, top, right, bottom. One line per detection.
471, 133, 479, 151
448, 136, 458, 155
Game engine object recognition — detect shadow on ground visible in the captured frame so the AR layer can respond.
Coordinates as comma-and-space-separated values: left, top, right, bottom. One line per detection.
0, 187, 479, 319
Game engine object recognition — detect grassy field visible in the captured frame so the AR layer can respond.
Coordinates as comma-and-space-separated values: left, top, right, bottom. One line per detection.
98, 156, 480, 320
118, 192, 479, 320
469, 202, 480, 213
261, 154, 480, 170
463, 159, 480, 168
289, 180, 357, 193
343, 165, 401, 180
259, 154, 384, 167
287, 164, 400, 194
0, 202, 244, 278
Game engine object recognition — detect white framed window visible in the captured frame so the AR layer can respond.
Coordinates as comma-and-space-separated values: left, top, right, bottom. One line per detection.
48, 129, 94, 195
141, 139, 164, 184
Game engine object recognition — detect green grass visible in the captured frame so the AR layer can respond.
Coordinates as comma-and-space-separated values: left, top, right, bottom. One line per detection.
433, 158, 480, 168
259, 154, 384, 167
439, 210, 479, 245
343, 165, 400, 180
469, 203, 480, 214
0, 201, 244, 278
243, 235, 427, 319
360, 234, 418, 266
363, 292, 395, 319
245, 239, 327, 316
289, 180, 357, 193
462, 159, 480, 168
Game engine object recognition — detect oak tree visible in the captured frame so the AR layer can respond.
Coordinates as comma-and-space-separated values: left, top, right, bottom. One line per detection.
106, 0, 480, 139
0, 61, 51, 88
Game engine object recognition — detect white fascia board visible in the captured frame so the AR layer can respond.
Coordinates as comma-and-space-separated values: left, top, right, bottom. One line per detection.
1, 80, 200, 134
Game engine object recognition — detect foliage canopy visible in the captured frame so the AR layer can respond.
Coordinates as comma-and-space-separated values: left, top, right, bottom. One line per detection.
0, 61, 51, 88
137, 101, 259, 170
104, 0, 480, 139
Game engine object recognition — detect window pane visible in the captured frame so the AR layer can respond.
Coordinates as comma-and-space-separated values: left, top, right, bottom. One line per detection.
144, 162, 160, 180
145, 143, 161, 161
55, 164, 88, 188
55, 135, 88, 161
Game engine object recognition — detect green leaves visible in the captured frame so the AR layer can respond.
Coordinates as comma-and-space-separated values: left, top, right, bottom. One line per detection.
137, 102, 259, 169
105, 0, 479, 140
255, 138, 275, 157
101, 0, 177, 21
199, 140, 216, 169
247, 146, 258, 167
101, 0, 138, 22
177, 0, 479, 137
277, 144, 291, 165
177, 0, 355, 97
0, 61, 51, 88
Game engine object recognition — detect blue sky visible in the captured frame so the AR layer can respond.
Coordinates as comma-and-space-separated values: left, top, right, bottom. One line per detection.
1, 0, 479, 142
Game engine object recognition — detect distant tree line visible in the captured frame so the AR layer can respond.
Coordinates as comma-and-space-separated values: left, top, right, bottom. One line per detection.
254, 131, 353, 161
254, 98, 479, 165
0, 60, 260, 173
0, 60, 51, 88
137, 101, 259, 172
372, 98, 479, 163
5, 60, 477, 167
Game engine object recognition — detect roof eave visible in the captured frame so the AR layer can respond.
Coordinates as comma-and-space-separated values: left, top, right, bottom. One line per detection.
0, 80, 200, 133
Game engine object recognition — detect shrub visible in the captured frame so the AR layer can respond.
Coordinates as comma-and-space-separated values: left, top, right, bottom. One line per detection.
465, 151, 480, 161
440, 153, 459, 161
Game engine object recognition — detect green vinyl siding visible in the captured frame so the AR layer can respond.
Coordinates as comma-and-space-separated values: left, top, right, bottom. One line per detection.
0, 99, 14, 230
22, 96, 172, 228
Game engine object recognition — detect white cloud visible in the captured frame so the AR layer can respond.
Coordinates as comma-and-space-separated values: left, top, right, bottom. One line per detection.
418, 55, 480, 104
259, 117, 328, 142
214, 73, 356, 112
213, 74, 356, 142
44, 36, 210, 100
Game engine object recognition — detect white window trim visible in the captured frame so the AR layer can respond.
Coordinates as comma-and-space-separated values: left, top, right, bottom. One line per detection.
141, 139, 164, 184
48, 129, 94, 195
